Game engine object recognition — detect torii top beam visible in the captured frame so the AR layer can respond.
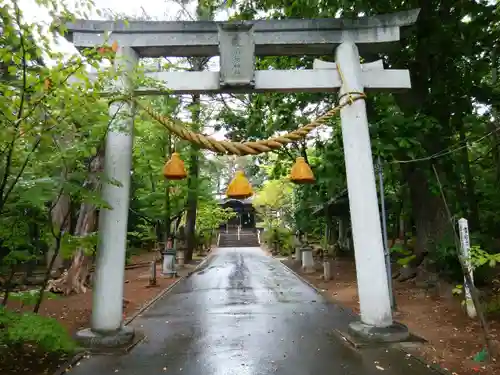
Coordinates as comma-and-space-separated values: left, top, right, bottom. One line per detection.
65, 9, 419, 58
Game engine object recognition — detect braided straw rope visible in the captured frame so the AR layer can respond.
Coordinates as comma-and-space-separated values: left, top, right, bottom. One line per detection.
134, 92, 364, 156
129, 64, 366, 156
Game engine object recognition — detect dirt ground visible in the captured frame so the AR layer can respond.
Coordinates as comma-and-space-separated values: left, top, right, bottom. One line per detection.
1, 252, 198, 375
285, 257, 500, 375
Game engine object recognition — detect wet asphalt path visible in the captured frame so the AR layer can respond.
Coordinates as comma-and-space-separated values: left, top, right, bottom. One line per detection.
69, 247, 435, 375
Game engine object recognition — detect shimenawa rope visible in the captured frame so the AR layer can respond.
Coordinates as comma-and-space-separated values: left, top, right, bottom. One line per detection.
119, 63, 366, 156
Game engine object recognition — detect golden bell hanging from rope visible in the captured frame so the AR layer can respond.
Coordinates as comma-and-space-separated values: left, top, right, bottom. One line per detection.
97, 41, 119, 56
290, 157, 315, 184
163, 152, 187, 180
44, 78, 52, 91
226, 170, 253, 199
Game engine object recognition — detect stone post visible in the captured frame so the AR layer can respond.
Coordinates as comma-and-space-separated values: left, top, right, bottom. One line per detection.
149, 261, 157, 286
301, 244, 315, 273
176, 226, 186, 267
76, 46, 138, 348
162, 236, 177, 277
338, 218, 345, 249
177, 247, 185, 267
293, 231, 302, 263
323, 259, 332, 281
336, 41, 408, 342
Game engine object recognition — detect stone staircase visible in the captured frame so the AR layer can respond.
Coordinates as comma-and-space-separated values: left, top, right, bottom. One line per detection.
218, 229, 260, 248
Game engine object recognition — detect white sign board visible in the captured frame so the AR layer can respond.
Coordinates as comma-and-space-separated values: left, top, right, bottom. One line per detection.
458, 218, 477, 318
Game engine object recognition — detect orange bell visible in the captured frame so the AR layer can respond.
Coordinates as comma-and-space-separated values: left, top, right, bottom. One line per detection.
97, 41, 118, 56
163, 153, 187, 180
226, 170, 253, 199
290, 157, 315, 184
44, 78, 52, 91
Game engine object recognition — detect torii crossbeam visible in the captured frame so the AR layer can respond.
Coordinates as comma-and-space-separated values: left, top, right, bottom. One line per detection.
66, 10, 419, 57
72, 59, 410, 95
64, 9, 420, 349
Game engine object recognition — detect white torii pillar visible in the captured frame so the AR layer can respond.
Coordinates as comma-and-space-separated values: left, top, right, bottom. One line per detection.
75, 46, 138, 347
335, 41, 409, 342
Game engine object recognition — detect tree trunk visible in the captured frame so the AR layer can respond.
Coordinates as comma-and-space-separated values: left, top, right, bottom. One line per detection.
165, 132, 172, 242
46, 193, 71, 274
34, 236, 62, 313
458, 124, 480, 230
1, 266, 16, 306
185, 93, 201, 263
46, 152, 103, 295
155, 221, 162, 243
398, 213, 405, 240
489, 107, 500, 184
399, 164, 449, 281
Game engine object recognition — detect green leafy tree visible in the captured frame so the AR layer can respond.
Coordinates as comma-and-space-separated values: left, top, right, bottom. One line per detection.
207, 0, 500, 280
253, 178, 294, 228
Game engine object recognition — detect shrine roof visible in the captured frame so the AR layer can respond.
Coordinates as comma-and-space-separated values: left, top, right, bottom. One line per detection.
218, 197, 254, 205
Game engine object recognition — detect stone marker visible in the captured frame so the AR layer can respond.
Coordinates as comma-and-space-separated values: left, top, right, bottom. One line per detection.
458, 218, 477, 319
323, 259, 332, 281
301, 244, 315, 274
148, 261, 157, 287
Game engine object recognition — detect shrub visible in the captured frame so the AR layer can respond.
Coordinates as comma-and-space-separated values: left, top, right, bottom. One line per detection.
263, 226, 294, 255
0, 307, 77, 354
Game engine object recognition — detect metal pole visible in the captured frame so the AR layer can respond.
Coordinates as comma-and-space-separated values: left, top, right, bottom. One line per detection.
377, 156, 396, 311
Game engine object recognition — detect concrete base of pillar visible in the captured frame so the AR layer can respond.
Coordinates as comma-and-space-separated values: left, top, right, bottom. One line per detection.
348, 320, 410, 343
75, 326, 135, 350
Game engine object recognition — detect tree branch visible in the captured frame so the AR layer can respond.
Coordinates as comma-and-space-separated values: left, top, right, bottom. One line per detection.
0, 3, 28, 207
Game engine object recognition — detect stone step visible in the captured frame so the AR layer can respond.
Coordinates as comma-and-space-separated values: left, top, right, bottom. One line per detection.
219, 241, 259, 245
219, 244, 260, 248
218, 233, 260, 247
219, 239, 259, 244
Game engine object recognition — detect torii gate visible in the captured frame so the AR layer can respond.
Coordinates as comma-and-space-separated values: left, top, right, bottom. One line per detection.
66, 9, 420, 347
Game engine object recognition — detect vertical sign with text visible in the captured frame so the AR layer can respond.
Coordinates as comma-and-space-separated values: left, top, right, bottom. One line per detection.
218, 24, 255, 88
458, 218, 477, 318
